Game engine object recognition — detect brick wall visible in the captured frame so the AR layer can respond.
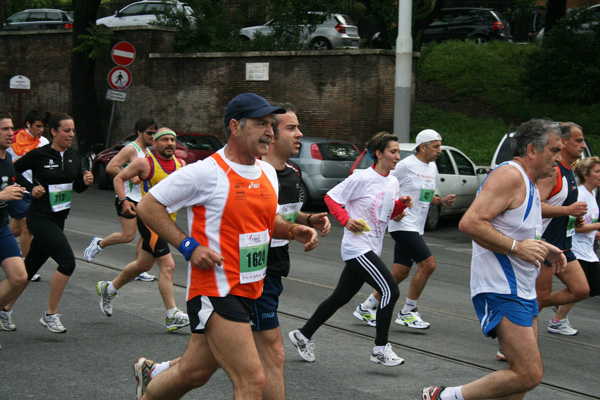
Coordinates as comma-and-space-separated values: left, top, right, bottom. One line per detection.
0, 26, 409, 149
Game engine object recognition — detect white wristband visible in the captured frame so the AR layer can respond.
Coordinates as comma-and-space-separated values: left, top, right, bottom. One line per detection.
508, 239, 516, 256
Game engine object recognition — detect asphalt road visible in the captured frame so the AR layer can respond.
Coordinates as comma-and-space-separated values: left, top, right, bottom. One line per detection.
0, 186, 598, 399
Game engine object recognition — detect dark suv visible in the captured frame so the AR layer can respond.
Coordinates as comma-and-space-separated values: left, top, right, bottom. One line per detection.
422, 8, 512, 44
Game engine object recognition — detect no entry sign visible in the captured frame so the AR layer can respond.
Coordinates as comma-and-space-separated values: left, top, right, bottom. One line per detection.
107, 66, 132, 91
111, 41, 136, 66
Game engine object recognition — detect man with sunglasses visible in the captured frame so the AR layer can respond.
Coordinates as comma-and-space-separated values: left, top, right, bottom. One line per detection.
84, 117, 158, 282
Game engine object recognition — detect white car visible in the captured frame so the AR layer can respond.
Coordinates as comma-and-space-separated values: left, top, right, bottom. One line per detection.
96, 0, 193, 28
239, 12, 360, 50
351, 143, 489, 230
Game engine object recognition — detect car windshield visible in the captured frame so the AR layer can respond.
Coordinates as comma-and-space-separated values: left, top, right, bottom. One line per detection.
177, 135, 222, 151
317, 142, 359, 161
496, 136, 514, 165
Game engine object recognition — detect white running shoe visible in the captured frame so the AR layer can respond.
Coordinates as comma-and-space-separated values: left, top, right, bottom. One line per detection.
395, 308, 431, 329
288, 329, 315, 362
353, 305, 377, 327
39, 313, 66, 333
370, 343, 405, 367
30, 274, 41, 282
84, 237, 103, 262
96, 281, 115, 317
547, 317, 578, 335
134, 357, 156, 400
135, 272, 156, 282
166, 310, 190, 332
0, 309, 16, 331
496, 347, 506, 361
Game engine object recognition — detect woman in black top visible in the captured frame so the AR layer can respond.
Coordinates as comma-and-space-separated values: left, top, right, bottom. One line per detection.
7, 112, 93, 333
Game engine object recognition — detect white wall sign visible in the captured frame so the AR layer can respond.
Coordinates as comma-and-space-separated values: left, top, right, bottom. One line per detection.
245, 63, 269, 81
9, 75, 31, 90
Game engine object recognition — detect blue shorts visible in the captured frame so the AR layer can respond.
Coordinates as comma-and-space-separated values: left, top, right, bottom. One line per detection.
7, 193, 32, 220
251, 274, 283, 331
390, 230, 432, 266
187, 294, 254, 334
564, 249, 576, 263
472, 293, 539, 338
0, 225, 22, 264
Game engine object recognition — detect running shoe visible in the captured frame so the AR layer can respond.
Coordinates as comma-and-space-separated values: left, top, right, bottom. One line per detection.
0, 310, 16, 331
135, 272, 156, 282
547, 318, 578, 336
288, 329, 315, 362
496, 347, 506, 361
96, 281, 115, 317
370, 343, 404, 367
353, 305, 377, 327
30, 274, 41, 282
134, 357, 156, 400
395, 308, 431, 329
166, 310, 190, 332
422, 386, 446, 400
39, 313, 66, 333
84, 237, 103, 262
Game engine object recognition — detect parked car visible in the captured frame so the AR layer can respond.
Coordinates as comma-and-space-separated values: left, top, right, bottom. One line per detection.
93, 132, 223, 189
351, 143, 489, 230
96, 0, 194, 28
422, 8, 512, 44
490, 129, 595, 170
2, 8, 73, 31
239, 12, 360, 50
535, 4, 600, 43
289, 137, 360, 206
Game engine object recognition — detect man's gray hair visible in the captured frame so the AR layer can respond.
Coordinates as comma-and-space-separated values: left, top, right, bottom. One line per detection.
223, 117, 246, 141
560, 122, 582, 140
512, 118, 561, 157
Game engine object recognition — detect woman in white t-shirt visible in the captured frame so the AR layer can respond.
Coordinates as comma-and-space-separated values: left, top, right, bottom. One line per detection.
289, 132, 413, 367
555, 156, 600, 332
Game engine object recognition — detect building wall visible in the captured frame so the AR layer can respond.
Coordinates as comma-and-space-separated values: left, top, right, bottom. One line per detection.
0, 26, 403, 149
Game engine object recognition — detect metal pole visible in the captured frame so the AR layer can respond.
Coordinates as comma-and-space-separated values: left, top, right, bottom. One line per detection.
393, 0, 413, 142
17, 93, 22, 129
106, 101, 116, 149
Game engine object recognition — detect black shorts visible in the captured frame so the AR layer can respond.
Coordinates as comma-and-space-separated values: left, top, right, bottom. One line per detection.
579, 259, 600, 297
250, 274, 283, 331
115, 196, 138, 220
390, 230, 432, 266
136, 216, 170, 258
187, 294, 255, 334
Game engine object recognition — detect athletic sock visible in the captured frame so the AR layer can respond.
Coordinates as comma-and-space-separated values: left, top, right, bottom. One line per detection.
401, 298, 418, 314
107, 281, 117, 295
362, 294, 380, 310
166, 307, 178, 319
440, 386, 464, 400
151, 361, 171, 379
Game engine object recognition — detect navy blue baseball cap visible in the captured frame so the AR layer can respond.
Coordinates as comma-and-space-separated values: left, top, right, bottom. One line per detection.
223, 93, 286, 126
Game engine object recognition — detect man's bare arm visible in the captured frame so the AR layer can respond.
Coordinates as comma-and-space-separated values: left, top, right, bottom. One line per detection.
106, 145, 137, 177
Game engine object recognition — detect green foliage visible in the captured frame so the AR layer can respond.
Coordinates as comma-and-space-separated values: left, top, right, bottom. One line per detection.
413, 104, 508, 165
72, 24, 114, 59
417, 39, 600, 164
524, 7, 600, 105
6, 0, 72, 14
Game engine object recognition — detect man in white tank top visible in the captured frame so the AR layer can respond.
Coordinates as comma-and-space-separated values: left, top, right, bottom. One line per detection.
423, 119, 566, 400
83, 117, 156, 283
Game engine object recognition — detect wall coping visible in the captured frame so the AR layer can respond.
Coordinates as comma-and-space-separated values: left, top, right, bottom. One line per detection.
149, 49, 422, 59
0, 25, 176, 37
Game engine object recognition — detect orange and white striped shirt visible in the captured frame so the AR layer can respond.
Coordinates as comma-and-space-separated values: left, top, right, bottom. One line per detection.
150, 148, 279, 300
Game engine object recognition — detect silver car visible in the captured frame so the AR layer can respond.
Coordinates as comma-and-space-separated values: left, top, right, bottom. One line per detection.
290, 137, 360, 206
239, 12, 360, 50
3, 8, 73, 31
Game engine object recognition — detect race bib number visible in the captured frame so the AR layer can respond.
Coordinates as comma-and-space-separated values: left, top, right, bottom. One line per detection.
239, 229, 270, 284
566, 216, 577, 237
272, 202, 303, 247
48, 183, 73, 212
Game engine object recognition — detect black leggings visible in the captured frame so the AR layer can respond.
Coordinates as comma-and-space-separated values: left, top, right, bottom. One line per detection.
300, 251, 399, 346
25, 214, 76, 278
580, 259, 600, 297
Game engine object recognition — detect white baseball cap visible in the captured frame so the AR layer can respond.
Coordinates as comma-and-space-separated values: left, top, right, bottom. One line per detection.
414, 129, 442, 150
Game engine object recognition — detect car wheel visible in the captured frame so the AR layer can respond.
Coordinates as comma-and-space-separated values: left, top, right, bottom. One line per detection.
425, 204, 441, 231
97, 163, 110, 190
310, 38, 332, 50
299, 182, 311, 207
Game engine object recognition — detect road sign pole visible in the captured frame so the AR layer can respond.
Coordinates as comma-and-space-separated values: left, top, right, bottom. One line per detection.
106, 101, 116, 149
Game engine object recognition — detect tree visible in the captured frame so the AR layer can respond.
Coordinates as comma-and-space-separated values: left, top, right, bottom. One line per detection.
71, 0, 104, 152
